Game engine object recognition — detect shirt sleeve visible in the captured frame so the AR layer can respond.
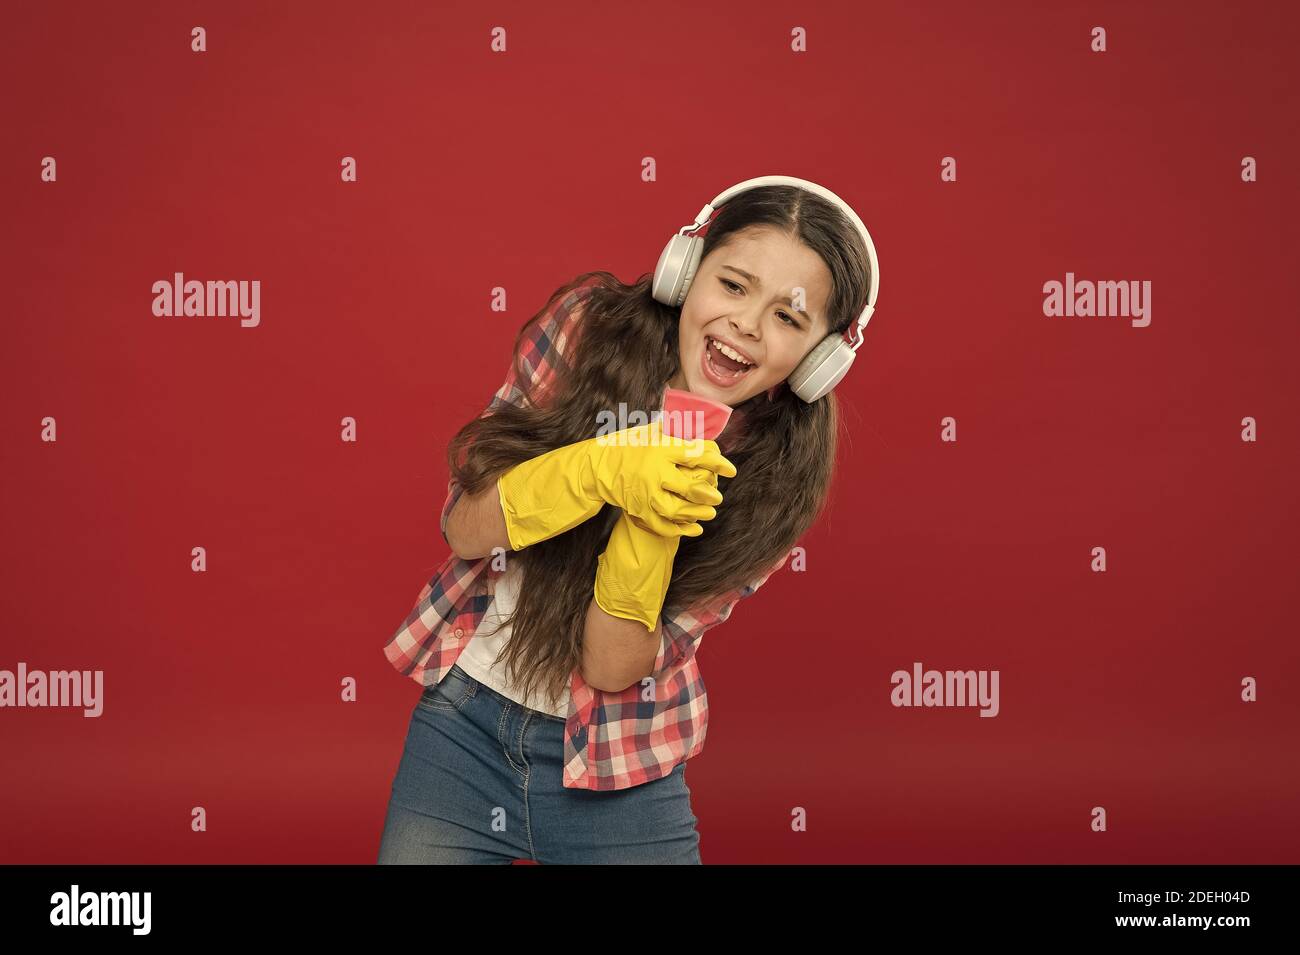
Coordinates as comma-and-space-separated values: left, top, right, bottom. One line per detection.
438, 279, 601, 550
651, 549, 791, 677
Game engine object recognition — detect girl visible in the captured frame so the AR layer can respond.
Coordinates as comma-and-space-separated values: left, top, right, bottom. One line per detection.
378, 178, 878, 864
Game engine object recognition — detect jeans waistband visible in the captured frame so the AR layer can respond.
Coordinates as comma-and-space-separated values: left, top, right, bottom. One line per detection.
453, 664, 568, 724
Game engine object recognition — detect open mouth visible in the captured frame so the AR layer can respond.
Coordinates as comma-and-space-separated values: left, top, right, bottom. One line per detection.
702, 335, 758, 386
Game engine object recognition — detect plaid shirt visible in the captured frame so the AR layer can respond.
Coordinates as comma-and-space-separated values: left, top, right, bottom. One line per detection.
383, 278, 787, 790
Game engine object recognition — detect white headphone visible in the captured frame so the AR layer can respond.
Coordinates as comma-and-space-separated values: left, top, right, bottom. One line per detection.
652, 175, 880, 403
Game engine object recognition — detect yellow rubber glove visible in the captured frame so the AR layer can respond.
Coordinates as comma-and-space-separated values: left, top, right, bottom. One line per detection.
496, 420, 735, 551
593, 509, 683, 631
593, 459, 728, 631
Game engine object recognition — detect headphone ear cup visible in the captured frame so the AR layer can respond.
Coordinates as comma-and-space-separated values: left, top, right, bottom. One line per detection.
787, 335, 856, 402
675, 237, 703, 306
652, 235, 704, 307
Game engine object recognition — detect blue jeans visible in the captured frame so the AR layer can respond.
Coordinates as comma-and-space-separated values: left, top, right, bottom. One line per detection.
377, 664, 702, 864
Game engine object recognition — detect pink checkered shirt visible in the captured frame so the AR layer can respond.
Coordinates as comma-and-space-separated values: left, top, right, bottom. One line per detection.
383, 278, 787, 790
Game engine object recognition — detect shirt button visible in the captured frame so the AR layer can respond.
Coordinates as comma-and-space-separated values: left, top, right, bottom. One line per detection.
454, 628, 464, 637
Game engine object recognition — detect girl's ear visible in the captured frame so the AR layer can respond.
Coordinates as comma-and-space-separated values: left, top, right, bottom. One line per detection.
766, 382, 781, 402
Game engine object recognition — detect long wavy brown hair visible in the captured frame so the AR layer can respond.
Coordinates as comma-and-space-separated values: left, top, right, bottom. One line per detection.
446, 184, 873, 709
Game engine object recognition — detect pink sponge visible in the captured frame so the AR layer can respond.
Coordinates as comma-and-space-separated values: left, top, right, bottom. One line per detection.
660, 387, 733, 441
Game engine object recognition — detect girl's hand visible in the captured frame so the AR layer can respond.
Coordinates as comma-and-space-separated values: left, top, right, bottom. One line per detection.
496, 419, 734, 551
587, 420, 734, 538
628, 463, 726, 535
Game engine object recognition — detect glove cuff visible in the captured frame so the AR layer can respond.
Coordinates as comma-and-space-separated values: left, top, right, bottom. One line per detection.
497, 447, 601, 551
593, 512, 680, 631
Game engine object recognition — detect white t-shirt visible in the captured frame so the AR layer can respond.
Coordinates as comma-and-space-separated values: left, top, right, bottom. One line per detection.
454, 560, 570, 718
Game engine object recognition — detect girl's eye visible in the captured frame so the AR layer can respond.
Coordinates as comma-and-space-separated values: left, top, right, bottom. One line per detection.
720, 278, 799, 328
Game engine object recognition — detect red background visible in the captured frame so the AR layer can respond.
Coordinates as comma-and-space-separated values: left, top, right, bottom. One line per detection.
3, 0, 1297, 864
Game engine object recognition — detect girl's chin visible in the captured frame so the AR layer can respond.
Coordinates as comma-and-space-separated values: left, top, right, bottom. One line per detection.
675, 366, 770, 404
684, 379, 753, 408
